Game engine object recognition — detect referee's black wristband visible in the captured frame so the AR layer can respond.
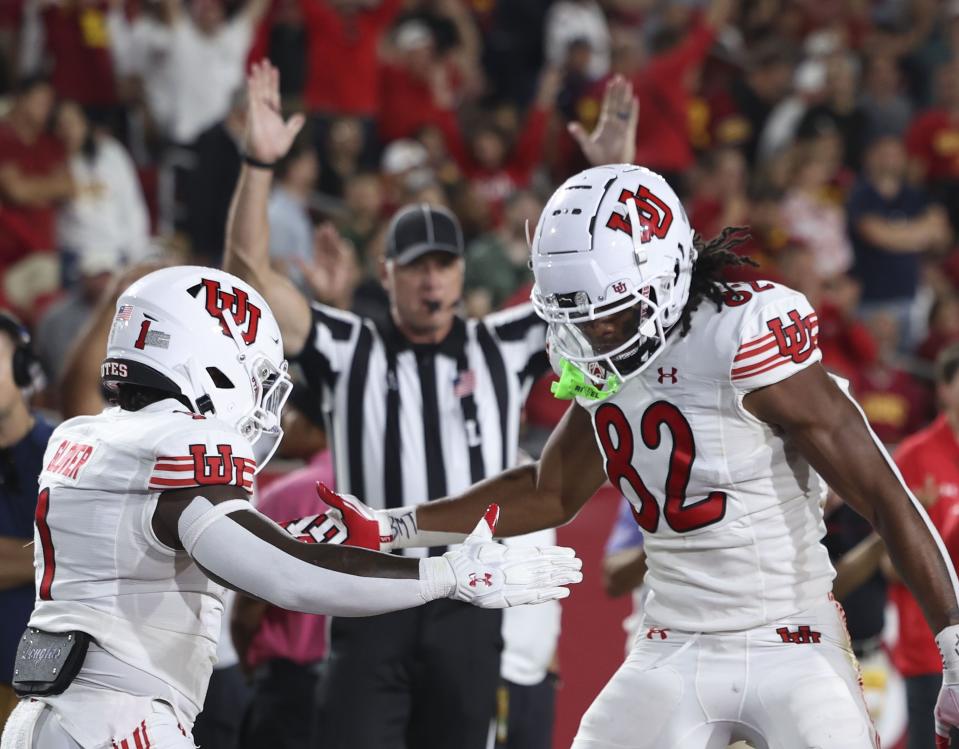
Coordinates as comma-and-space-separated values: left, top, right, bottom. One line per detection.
242, 153, 277, 170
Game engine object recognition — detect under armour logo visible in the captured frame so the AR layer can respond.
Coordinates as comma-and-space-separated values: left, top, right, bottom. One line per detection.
646, 627, 669, 640
657, 367, 678, 384
468, 572, 494, 588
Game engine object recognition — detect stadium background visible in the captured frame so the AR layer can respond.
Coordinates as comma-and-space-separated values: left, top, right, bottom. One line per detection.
3, 0, 959, 746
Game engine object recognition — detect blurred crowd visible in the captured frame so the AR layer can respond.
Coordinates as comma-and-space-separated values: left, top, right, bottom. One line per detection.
1, 0, 959, 434
4, 0, 959, 746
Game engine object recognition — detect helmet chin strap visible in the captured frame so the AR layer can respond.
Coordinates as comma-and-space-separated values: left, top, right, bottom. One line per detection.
182, 357, 215, 415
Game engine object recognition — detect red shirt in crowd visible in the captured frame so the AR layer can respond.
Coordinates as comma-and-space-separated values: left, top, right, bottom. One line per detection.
377, 60, 452, 143
40, 1, 117, 107
816, 302, 878, 393
855, 365, 932, 446
905, 109, 959, 183
890, 415, 959, 677
437, 106, 549, 224
0, 122, 67, 265
632, 21, 716, 175
300, 0, 402, 116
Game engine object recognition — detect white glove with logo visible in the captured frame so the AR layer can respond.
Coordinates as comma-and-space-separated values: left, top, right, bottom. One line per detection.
419, 505, 583, 608
935, 624, 959, 747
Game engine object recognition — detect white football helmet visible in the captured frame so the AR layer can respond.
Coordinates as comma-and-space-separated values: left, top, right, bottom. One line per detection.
531, 164, 696, 386
101, 266, 292, 471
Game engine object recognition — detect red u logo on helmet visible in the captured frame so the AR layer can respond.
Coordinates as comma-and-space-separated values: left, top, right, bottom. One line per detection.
196, 279, 262, 345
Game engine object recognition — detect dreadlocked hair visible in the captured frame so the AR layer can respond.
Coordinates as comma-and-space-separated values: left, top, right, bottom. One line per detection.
676, 226, 757, 337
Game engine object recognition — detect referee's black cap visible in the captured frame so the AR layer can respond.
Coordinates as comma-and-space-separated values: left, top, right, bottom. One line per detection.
386, 203, 464, 266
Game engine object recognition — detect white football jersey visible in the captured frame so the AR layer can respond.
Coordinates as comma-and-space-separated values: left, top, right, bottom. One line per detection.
575, 281, 833, 631
28, 399, 256, 724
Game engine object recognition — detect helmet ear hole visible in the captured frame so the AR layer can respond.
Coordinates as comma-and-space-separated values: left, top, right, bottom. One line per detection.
206, 367, 235, 389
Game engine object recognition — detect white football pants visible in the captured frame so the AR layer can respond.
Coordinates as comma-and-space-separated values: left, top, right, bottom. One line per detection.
1, 696, 195, 749
573, 597, 878, 749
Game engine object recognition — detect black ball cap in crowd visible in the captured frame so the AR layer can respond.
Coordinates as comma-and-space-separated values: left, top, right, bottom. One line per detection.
386, 203, 465, 265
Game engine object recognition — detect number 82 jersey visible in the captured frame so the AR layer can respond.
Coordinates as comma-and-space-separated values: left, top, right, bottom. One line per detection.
579, 281, 834, 632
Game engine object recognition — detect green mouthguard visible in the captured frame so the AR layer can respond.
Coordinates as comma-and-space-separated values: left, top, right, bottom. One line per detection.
550, 359, 621, 401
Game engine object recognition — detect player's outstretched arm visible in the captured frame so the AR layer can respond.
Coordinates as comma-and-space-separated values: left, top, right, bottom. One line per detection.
744, 363, 959, 631
319, 402, 607, 551
223, 59, 312, 357
152, 485, 582, 615
744, 363, 959, 744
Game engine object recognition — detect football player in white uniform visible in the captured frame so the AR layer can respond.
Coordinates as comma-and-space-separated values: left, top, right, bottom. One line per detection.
0, 267, 582, 749
319, 164, 959, 748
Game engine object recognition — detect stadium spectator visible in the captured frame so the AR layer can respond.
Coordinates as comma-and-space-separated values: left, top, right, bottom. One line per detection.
107, 0, 266, 146
184, 91, 246, 263
917, 293, 959, 365
464, 189, 541, 317
34, 249, 115, 394
18, 0, 119, 126
780, 140, 854, 278
730, 40, 796, 165
847, 133, 951, 350
267, 136, 319, 295
337, 172, 385, 263
626, 0, 735, 188
316, 116, 365, 199
859, 53, 913, 141
53, 100, 150, 282
377, 19, 460, 144
544, 0, 610, 81
856, 310, 933, 446
438, 67, 560, 224
0, 312, 51, 727
299, 0, 402, 160
0, 75, 71, 303
906, 59, 959, 233
687, 147, 749, 241
888, 344, 959, 749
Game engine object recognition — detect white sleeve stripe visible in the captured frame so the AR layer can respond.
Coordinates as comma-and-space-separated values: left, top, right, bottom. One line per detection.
738, 331, 775, 353
731, 326, 820, 377
733, 339, 778, 362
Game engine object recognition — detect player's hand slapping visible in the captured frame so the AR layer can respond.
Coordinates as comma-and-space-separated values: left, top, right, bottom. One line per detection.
244, 59, 305, 165
309, 484, 583, 607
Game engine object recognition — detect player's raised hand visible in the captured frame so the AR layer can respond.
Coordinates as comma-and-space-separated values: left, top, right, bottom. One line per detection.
440, 505, 583, 608
568, 74, 638, 167
244, 59, 306, 164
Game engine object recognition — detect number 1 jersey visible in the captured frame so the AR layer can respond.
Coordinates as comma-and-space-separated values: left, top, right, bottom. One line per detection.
28, 399, 256, 725
577, 281, 835, 631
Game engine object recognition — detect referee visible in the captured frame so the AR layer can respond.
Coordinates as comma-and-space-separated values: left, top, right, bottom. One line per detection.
226, 61, 638, 749
225, 76, 549, 749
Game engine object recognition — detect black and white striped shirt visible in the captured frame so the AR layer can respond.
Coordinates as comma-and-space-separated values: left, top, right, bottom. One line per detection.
295, 302, 548, 512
